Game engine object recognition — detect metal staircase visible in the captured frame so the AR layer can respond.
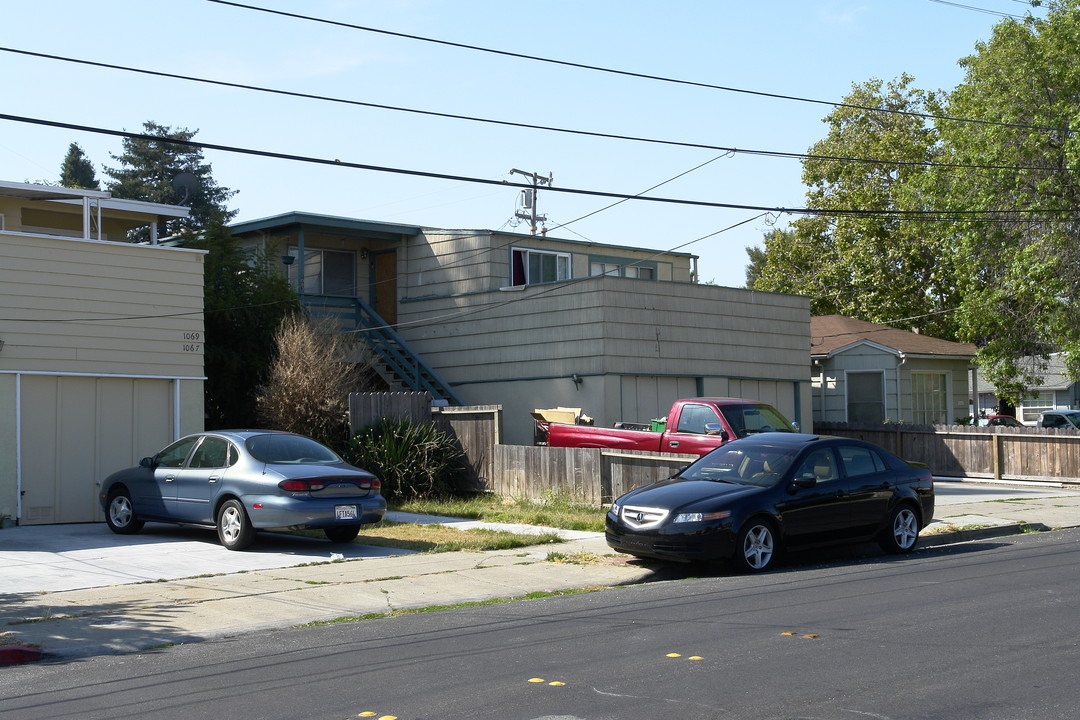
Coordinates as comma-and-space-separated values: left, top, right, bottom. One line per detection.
302, 294, 463, 406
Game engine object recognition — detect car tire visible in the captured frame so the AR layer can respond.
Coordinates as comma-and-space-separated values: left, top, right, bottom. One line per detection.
105, 488, 144, 535
216, 499, 256, 551
733, 518, 778, 572
324, 525, 361, 543
879, 504, 920, 554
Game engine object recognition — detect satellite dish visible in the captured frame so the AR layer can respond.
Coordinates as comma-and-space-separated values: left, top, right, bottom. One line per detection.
171, 172, 198, 205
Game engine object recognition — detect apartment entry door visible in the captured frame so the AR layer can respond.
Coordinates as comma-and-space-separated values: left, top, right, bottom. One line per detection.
371, 250, 397, 325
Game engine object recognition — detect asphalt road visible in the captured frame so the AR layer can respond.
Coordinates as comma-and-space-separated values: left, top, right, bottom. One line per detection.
3, 526, 1079, 720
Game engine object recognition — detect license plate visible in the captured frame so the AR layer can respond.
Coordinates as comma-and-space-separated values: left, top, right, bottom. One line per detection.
335, 505, 358, 520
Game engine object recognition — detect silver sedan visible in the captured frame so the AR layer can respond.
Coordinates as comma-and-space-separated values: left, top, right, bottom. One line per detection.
99, 430, 386, 550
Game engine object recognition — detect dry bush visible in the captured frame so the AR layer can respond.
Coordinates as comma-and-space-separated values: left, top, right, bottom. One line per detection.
255, 315, 376, 446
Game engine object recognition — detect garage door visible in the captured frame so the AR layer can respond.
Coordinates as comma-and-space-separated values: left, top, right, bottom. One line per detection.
19, 376, 175, 525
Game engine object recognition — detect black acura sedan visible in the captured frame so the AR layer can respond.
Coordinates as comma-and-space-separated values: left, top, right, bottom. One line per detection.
100, 430, 386, 551
606, 433, 934, 571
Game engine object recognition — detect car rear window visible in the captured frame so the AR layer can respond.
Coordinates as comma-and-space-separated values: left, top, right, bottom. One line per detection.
246, 434, 342, 464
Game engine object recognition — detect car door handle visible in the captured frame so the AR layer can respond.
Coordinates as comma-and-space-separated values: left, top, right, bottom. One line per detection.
164, 475, 176, 483
669, 441, 679, 448
208, 475, 221, 483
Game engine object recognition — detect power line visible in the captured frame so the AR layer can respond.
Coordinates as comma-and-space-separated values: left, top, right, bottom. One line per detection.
4, 113, 1075, 220
205, 0, 1066, 134
0, 46, 1060, 175
926, 0, 1027, 18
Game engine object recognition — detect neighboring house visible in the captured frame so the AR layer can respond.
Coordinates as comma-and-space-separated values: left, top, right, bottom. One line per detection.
0, 181, 204, 526
811, 315, 975, 425
973, 353, 1080, 425
231, 212, 812, 445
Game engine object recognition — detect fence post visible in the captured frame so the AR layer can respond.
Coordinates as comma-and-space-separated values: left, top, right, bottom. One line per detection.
993, 433, 1002, 482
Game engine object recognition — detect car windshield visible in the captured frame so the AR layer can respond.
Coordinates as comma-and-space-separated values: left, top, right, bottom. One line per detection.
245, 434, 342, 464
721, 404, 795, 438
681, 444, 799, 487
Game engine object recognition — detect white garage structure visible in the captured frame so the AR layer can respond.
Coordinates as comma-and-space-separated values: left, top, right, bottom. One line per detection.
0, 181, 205, 526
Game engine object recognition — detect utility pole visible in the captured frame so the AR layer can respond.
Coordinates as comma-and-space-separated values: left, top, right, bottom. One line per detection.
509, 168, 552, 235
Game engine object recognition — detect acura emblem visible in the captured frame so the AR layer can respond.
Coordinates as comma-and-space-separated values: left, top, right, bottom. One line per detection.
635, 512, 646, 523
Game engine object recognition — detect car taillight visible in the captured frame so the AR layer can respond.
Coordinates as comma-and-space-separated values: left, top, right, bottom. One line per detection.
277, 478, 381, 492
278, 479, 326, 492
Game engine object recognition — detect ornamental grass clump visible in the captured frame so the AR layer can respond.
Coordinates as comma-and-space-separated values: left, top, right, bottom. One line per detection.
347, 418, 466, 500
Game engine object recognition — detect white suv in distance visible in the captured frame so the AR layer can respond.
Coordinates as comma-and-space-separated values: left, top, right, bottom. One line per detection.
1037, 410, 1080, 429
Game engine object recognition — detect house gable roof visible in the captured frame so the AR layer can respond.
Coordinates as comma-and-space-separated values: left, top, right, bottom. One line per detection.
811, 315, 976, 359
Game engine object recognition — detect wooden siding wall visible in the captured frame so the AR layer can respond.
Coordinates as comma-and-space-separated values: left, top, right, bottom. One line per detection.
397, 276, 810, 444
818, 423, 1080, 484
492, 445, 696, 503
0, 233, 205, 377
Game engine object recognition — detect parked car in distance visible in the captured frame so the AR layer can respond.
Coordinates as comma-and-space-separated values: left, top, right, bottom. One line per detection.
977, 414, 1022, 427
1037, 410, 1080, 429
606, 433, 934, 572
100, 430, 386, 550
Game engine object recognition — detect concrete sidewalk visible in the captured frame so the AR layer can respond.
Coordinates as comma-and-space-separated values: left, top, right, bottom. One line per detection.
3, 481, 1080, 666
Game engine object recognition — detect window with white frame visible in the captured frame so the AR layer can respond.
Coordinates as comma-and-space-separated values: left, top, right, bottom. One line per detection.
911, 372, 949, 424
847, 371, 885, 424
511, 248, 570, 286
589, 258, 656, 280
1021, 391, 1055, 423
288, 247, 356, 295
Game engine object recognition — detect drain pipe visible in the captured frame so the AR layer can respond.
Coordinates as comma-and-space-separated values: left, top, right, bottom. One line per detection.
813, 358, 825, 424
896, 352, 907, 422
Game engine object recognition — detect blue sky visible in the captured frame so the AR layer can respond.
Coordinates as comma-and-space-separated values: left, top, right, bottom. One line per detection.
1, 0, 1044, 288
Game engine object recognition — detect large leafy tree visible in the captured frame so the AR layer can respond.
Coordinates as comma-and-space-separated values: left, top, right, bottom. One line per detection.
936, 0, 1080, 400
59, 142, 99, 189
105, 121, 237, 239
753, 75, 960, 339
752, 1, 1080, 403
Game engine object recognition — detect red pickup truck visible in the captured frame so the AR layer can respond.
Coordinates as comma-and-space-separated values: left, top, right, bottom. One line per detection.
536, 398, 796, 456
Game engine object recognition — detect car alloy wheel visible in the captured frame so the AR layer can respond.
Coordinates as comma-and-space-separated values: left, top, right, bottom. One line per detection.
216, 499, 256, 551
879, 504, 919, 554
105, 489, 144, 534
735, 519, 777, 572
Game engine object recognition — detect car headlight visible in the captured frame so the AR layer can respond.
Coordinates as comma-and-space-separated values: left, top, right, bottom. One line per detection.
673, 510, 731, 523
610, 502, 621, 517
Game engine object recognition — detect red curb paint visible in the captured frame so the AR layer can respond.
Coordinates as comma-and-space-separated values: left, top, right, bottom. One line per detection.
0, 645, 44, 666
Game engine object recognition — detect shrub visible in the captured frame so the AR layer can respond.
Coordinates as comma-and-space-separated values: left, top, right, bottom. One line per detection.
347, 418, 466, 500
255, 315, 375, 448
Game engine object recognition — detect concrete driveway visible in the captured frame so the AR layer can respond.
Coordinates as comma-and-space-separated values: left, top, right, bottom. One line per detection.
0, 523, 413, 595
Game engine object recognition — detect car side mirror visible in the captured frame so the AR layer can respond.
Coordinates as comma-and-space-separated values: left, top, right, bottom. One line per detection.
703, 423, 729, 440
792, 473, 817, 489
140, 456, 157, 469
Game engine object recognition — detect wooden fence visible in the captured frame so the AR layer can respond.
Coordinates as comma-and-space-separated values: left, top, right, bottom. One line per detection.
348, 394, 1080, 505
491, 445, 697, 504
348, 392, 501, 492
817, 422, 1080, 485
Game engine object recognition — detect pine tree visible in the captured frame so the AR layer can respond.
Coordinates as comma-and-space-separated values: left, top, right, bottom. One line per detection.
59, 142, 100, 190
104, 121, 237, 239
